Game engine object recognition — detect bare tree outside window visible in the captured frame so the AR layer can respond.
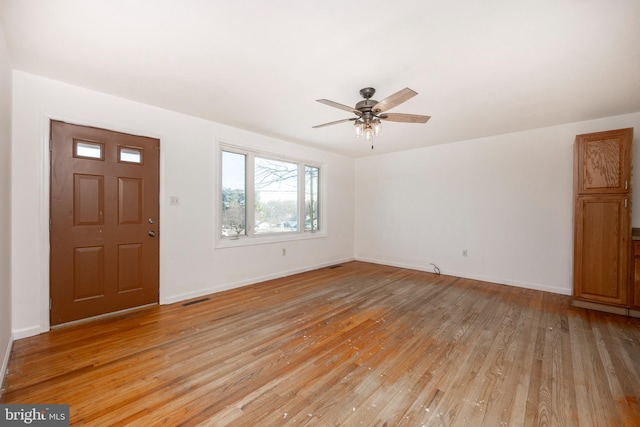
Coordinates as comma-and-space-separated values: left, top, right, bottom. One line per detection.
221, 151, 246, 237
254, 158, 297, 234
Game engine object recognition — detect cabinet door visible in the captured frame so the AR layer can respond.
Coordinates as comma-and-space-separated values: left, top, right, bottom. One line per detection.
574, 195, 630, 305
633, 241, 640, 309
574, 128, 632, 195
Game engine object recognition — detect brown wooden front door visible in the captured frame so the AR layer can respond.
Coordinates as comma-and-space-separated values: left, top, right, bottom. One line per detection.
50, 120, 160, 325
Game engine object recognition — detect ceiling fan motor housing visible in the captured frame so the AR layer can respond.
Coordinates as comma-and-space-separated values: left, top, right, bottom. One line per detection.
355, 99, 379, 116
357, 88, 381, 118
359, 87, 376, 99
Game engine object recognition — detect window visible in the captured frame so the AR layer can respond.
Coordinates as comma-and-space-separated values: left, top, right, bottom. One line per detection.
220, 146, 321, 240
221, 151, 246, 237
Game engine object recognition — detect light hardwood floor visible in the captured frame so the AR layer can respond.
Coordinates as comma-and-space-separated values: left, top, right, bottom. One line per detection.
2, 261, 640, 426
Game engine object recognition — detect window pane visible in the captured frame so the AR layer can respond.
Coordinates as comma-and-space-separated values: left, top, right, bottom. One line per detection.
75, 141, 103, 159
221, 151, 246, 237
254, 157, 297, 234
119, 147, 143, 163
305, 166, 319, 231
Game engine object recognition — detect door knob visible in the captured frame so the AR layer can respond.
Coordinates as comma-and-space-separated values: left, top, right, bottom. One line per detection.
148, 230, 156, 237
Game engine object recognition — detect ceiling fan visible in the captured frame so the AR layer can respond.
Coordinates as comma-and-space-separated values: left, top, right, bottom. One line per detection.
313, 87, 431, 148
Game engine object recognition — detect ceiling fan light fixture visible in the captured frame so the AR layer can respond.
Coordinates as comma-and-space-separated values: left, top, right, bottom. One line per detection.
354, 120, 363, 137
364, 125, 374, 142
373, 118, 381, 136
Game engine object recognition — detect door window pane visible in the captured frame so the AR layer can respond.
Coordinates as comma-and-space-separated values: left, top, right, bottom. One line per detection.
74, 140, 104, 160
119, 147, 143, 164
221, 151, 246, 237
254, 157, 297, 234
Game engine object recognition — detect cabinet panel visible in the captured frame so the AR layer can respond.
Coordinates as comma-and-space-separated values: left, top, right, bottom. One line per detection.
574, 195, 629, 306
574, 128, 632, 195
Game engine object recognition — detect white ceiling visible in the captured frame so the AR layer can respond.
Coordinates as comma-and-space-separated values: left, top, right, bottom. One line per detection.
1, 0, 639, 157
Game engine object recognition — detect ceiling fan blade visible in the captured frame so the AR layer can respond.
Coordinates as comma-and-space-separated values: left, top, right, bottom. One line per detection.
316, 99, 361, 115
372, 88, 418, 113
380, 113, 431, 123
312, 117, 357, 128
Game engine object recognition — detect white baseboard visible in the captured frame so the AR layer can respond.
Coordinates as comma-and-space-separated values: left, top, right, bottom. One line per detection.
163, 257, 355, 305
12, 325, 46, 340
11, 259, 358, 340
0, 335, 13, 398
355, 256, 572, 296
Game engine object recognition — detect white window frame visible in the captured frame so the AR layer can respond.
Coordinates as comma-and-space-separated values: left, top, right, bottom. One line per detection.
216, 143, 325, 248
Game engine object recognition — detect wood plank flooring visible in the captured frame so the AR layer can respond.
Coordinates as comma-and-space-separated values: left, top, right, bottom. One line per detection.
2, 261, 640, 426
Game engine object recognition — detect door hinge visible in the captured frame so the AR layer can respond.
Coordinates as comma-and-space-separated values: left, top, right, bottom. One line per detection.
49, 218, 52, 231
49, 139, 52, 152
625, 180, 629, 190
625, 199, 628, 208
49, 298, 52, 310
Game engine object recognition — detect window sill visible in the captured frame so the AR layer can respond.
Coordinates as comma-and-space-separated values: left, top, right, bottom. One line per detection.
215, 231, 327, 249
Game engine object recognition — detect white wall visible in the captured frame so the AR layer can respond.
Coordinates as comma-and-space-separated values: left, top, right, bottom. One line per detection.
11, 71, 355, 338
355, 112, 640, 295
10, 68, 640, 340
0, 23, 12, 387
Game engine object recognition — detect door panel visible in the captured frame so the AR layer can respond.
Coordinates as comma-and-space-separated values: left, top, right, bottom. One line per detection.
74, 174, 104, 226
118, 177, 143, 224
50, 120, 159, 325
73, 246, 105, 300
118, 243, 143, 292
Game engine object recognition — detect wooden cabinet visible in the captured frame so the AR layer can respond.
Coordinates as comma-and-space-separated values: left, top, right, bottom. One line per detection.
573, 128, 633, 308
